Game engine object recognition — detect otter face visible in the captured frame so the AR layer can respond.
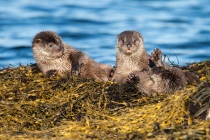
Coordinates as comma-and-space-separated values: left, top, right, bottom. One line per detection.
32, 31, 64, 60
117, 30, 143, 55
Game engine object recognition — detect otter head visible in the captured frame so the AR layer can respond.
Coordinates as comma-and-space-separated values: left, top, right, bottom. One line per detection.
32, 31, 64, 60
116, 30, 144, 55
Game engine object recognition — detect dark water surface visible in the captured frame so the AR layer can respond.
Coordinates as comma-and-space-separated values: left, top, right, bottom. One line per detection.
0, 0, 210, 68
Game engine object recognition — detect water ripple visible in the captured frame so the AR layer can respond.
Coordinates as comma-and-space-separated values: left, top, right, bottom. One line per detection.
0, 0, 209, 68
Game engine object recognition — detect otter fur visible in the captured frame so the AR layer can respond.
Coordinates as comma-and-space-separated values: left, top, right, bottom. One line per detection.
111, 30, 153, 83
112, 30, 187, 95
32, 31, 112, 81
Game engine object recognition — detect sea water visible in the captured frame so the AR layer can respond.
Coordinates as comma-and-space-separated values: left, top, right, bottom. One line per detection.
0, 0, 210, 68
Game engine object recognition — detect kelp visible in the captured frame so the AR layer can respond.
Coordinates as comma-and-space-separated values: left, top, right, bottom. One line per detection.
0, 61, 210, 140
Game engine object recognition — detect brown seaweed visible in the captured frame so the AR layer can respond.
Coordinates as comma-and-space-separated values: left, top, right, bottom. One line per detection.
0, 61, 210, 139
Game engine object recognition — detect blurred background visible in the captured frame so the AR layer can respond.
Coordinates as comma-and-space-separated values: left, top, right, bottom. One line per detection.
0, 0, 210, 68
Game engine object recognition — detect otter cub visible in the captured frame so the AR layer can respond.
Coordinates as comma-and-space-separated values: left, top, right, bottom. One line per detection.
32, 31, 112, 81
112, 30, 186, 95
128, 48, 186, 96
111, 30, 153, 83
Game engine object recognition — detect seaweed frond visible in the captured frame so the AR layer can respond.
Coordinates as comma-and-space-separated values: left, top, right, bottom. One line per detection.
0, 61, 210, 139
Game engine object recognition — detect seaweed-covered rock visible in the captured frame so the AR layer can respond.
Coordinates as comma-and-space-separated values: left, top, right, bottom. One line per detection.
0, 61, 210, 139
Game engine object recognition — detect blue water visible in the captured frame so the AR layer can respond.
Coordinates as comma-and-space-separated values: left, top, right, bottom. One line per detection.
0, 0, 210, 68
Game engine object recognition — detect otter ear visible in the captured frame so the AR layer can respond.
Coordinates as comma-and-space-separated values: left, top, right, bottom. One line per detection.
133, 31, 139, 36
117, 34, 121, 40
134, 31, 143, 41
34, 39, 42, 44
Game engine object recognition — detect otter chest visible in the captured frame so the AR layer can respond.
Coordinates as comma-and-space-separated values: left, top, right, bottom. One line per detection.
52, 57, 71, 71
39, 55, 72, 74
117, 59, 140, 75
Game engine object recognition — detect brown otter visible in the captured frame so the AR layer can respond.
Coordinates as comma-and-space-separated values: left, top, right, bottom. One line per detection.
111, 30, 153, 83
112, 30, 186, 95
32, 31, 112, 81
128, 48, 186, 96
69, 50, 113, 81
151, 48, 200, 85
32, 31, 73, 77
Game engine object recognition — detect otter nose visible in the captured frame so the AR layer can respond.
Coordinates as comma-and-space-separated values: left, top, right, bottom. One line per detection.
126, 43, 132, 48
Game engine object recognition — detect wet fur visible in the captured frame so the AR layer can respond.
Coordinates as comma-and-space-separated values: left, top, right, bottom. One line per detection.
70, 50, 113, 81
112, 30, 150, 83
112, 30, 187, 95
32, 31, 73, 77
32, 31, 112, 81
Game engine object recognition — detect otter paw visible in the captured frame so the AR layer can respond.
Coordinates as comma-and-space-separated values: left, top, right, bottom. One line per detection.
71, 67, 79, 75
72, 70, 79, 75
127, 73, 140, 84
151, 48, 163, 67
46, 70, 57, 78
151, 48, 162, 61
72, 63, 84, 76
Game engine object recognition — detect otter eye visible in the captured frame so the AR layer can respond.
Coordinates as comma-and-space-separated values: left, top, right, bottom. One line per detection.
121, 39, 124, 43
134, 39, 137, 44
49, 44, 53, 48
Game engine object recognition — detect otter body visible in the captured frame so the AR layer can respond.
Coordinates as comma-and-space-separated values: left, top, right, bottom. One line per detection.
111, 30, 151, 83
32, 31, 112, 81
79, 58, 113, 81
69, 50, 112, 81
112, 30, 186, 95
129, 66, 186, 96
32, 31, 74, 77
